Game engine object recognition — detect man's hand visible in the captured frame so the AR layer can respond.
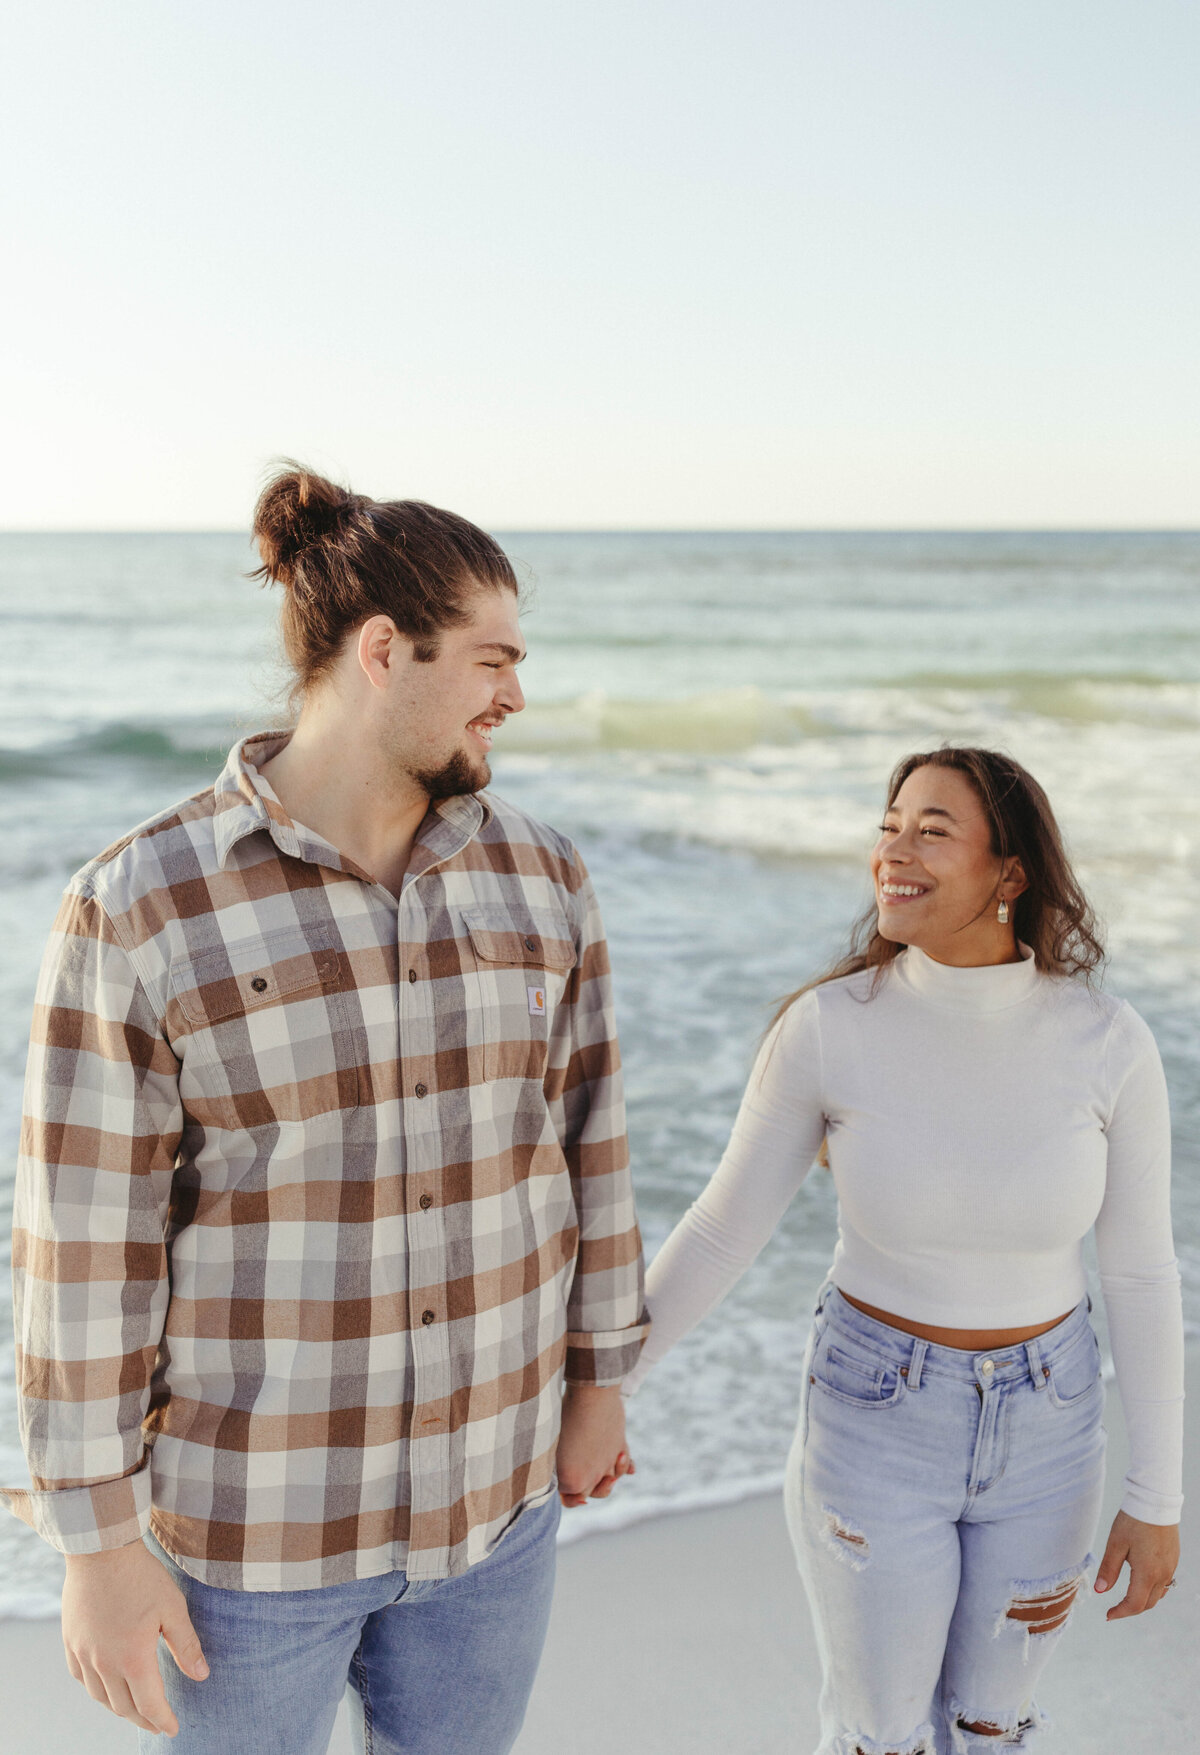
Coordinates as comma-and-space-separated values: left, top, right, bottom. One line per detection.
557, 1383, 635, 1508
1094, 1510, 1180, 1620
62, 1541, 209, 1736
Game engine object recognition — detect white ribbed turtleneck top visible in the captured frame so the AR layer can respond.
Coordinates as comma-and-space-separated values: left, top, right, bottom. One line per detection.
626, 946, 1183, 1525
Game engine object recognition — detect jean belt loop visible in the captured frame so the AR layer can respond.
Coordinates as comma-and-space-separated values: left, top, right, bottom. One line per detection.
1025, 1336, 1046, 1390
907, 1337, 927, 1391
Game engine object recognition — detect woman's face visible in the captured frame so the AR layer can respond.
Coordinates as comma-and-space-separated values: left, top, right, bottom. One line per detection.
869, 765, 1026, 966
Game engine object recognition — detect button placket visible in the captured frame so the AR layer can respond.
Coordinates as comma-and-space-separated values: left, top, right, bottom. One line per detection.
394, 882, 456, 1549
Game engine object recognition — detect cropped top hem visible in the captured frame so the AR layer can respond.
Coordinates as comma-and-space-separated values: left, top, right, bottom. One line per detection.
828, 1268, 1090, 1334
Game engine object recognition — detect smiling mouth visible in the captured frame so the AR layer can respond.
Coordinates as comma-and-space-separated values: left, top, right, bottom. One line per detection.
878, 881, 932, 904
467, 717, 502, 750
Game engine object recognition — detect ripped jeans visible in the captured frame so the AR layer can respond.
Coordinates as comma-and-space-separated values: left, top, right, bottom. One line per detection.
785, 1286, 1106, 1754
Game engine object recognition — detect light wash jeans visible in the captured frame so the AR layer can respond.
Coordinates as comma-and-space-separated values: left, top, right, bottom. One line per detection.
785, 1287, 1106, 1755
136, 1491, 560, 1755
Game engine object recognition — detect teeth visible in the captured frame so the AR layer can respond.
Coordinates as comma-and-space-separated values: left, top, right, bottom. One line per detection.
881, 883, 928, 897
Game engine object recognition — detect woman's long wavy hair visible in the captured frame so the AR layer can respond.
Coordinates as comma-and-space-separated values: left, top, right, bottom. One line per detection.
773, 746, 1104, 1031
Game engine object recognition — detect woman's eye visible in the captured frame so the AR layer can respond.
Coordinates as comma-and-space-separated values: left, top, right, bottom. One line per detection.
877, 822, 946, 836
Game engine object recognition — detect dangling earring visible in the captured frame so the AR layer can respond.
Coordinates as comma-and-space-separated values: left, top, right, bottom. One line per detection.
997, 898, 1010, 924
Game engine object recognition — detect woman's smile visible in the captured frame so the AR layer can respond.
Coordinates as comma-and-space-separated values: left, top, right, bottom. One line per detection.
877, 877, 933, 905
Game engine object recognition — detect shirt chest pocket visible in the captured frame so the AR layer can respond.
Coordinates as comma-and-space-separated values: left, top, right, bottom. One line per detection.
461, 907, 577, 1083
169, 929, 364, 1129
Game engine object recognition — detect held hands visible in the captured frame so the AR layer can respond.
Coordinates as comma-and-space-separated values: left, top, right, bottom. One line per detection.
557, 1382, 635, 1508
1094, 1510, 1180, 1620
62, 1540, 208, 1736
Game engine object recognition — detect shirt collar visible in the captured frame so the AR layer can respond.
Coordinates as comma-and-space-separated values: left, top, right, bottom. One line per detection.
212, 732, 492, 878
894, 942, 1041, 1013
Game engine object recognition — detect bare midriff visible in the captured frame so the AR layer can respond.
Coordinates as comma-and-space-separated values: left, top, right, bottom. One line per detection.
838, 1289, 1077, 1353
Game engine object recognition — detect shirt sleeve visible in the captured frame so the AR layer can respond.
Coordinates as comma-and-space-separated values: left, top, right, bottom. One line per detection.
1094, 1001, 1184, 1525
624, 989, 828, 1394
3, 886, 183, 1553
546, 853, 648, 1386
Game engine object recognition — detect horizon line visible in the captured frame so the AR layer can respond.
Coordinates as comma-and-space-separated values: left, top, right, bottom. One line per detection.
2, 525, 1198, 539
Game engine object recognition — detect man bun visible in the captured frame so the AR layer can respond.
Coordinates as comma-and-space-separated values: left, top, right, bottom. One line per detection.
251, 464, 357, 589
248, 459, 519, 704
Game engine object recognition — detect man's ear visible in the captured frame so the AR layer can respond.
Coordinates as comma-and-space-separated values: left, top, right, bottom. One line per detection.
356, 616, 403, 690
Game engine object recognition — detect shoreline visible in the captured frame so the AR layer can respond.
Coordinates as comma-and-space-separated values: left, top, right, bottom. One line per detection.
1, 1347, 1194, 1754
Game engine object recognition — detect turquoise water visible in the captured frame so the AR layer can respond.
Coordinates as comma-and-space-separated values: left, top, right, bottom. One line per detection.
1, 531, 1197, 1608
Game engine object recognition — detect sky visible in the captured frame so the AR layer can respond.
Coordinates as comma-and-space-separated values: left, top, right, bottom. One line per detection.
1, 1, 1197, 530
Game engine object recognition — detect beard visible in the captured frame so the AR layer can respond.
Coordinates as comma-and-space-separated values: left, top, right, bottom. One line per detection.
411, 748, 490, 801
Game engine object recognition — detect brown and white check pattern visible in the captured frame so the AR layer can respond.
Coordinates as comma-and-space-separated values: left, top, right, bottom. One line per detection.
6, 733, 647, 1588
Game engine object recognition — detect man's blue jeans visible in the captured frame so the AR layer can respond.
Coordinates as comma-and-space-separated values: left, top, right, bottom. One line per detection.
137, 1493, 560, 1755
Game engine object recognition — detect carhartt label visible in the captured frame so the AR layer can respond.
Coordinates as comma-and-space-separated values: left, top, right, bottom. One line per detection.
528, 986, 546, 1016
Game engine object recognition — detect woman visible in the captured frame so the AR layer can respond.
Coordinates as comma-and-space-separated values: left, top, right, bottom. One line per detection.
625, 747, 1182, 1755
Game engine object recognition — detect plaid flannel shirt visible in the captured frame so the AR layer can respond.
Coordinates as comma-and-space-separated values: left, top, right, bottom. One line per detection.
6, 733, 647, 1588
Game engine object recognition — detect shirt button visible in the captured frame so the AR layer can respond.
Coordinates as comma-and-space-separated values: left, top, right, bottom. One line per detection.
421, 1309, 436, 1326
414, 1082, 428, 1098
419, 1193, 433, 1210
408, 968, 417, 983
250, 977, 268, 993
524, 936, 537, 952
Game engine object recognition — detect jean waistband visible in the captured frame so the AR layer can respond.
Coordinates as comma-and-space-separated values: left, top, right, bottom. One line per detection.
815, 1284, 1093, 1388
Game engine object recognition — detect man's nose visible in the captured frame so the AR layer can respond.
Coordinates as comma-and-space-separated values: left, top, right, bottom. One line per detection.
498, 672, 525, 714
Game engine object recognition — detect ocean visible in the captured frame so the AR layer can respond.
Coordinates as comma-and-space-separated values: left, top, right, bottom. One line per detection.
0, 530, 1197, 1612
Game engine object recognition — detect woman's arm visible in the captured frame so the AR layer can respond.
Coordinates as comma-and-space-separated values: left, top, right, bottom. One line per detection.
624, 991, 829, 1392
1091, 1002, 1183, 1617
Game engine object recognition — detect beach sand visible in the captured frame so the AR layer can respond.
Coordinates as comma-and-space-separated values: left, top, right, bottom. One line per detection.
1, 1351, 1194, 1754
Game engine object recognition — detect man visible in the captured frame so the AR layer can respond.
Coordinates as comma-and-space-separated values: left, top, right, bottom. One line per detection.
6, 466, 647, 1752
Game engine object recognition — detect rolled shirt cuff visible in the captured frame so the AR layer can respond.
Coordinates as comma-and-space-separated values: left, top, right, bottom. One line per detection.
1, 1459, 152, 1554
565, 1318, 649, 1386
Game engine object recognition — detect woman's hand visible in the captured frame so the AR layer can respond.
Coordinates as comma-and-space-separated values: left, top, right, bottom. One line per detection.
556, 1383, 635, 1507
1094, 1510, 1180, 1620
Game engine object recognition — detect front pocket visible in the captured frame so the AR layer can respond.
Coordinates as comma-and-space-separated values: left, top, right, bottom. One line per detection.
1045, 1328, 1103, 1409
462, 906, 577, 1083
169, 928, 364, 1127
810, 1335, 907, 1410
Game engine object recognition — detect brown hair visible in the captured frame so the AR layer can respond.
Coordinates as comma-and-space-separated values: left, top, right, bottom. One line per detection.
773, 746, 1104, 1028
251, 462, 518, 700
